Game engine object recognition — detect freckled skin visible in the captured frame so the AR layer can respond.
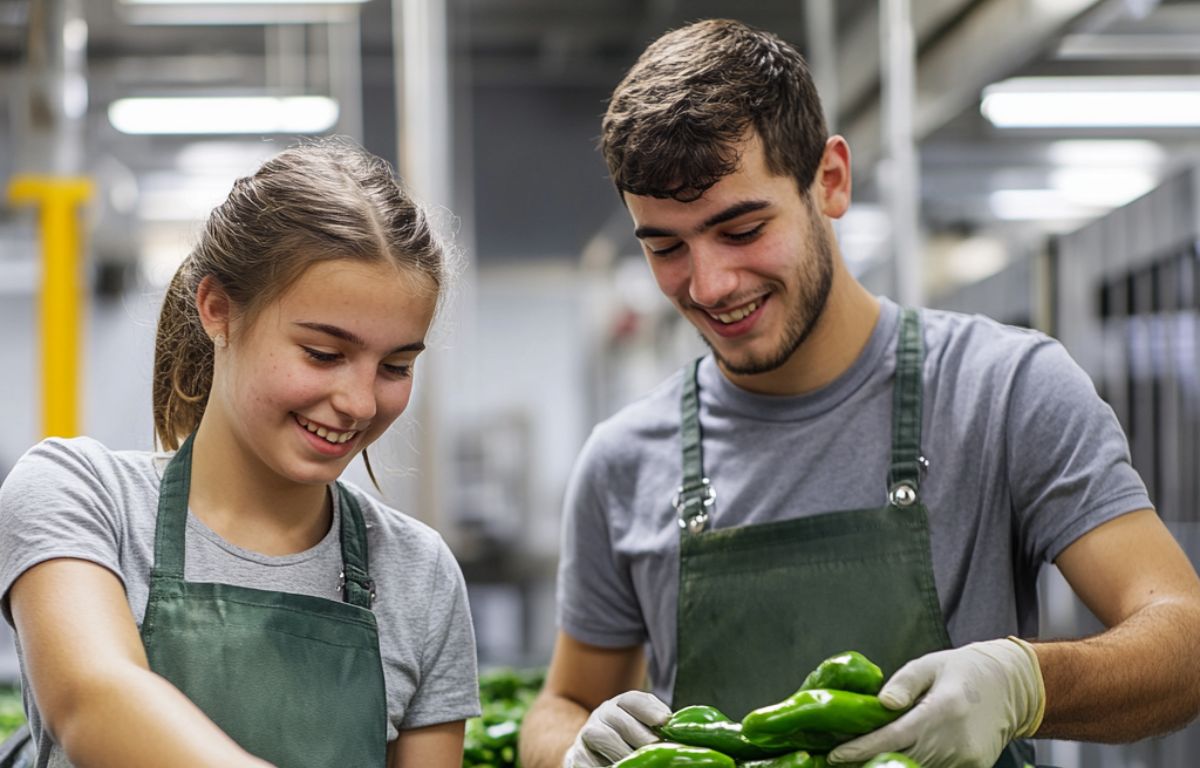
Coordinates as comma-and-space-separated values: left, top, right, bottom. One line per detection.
208, 259, 436, 491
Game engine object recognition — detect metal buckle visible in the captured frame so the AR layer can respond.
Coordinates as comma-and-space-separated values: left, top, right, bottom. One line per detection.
338, 570, 376, 606
673, 477, 715, 533
672, 477, 716, 513
889, 481, 918, 507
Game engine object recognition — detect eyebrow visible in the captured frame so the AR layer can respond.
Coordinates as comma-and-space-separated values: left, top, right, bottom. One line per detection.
295, 322, 426, 354
634, 200, 772, 240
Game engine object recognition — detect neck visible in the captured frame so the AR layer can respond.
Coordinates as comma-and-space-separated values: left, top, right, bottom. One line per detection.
186, 416, 333, 556
723, 262, 881, 396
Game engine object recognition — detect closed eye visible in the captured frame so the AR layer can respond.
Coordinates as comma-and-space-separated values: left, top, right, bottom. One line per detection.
302, 346, 340, 363
648, 241, 683, 257
381, 362, 413, 379
726, 223, 765, 242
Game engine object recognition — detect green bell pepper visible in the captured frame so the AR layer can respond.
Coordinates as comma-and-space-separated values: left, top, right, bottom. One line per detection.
737, 727, 852, 753
741, 689, 903, 740
612, 743, 737, 768
738, 750, 829, 767
799, 652, 884, 696
659, 705, 782, 760
861, 753, 921, 768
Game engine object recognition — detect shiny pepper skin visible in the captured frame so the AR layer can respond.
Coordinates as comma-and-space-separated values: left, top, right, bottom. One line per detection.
741, 689, 903, 741
658, 705, 780, 760
798, 652, 884, 695
861, 753, 922, 768
611, 742, 737, 768
738, 750, 829, 768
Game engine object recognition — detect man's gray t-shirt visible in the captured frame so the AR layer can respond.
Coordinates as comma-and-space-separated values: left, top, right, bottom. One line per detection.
557, 297, 1152, 704
0, 437, 480, 767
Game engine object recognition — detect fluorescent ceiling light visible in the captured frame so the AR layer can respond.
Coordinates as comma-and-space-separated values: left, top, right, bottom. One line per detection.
1049, 168, 1157, 208
981, 76, 1200, 128
1046, 139, 1165, 167
121, 0, 366, 4
109, 96, 338, 135
988, 190, 1101, 221
138, 172, 238, 222
989, 167, 1157, 222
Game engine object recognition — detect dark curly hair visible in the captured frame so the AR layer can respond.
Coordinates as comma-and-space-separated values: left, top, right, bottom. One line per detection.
601, 19, 828, 202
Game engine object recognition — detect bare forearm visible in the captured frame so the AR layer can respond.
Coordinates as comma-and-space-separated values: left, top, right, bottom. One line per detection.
518, 691, 588, 768
1035, 598, 1200, 742
52, 668, 272, 768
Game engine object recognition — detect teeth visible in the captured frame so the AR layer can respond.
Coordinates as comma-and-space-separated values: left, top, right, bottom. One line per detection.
296, 415, 357, 445
715, 301, 758, 324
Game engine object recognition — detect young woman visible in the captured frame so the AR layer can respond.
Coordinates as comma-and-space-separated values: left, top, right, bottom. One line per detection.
0, 139, 478, 767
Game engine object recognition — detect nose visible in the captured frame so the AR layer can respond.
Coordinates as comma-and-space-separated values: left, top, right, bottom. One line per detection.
331, 364, 377, 425
687, 243, 738, 308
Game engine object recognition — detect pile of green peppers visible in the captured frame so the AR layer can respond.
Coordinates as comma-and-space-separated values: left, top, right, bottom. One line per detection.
0, 690, 24, 744
462, 667, 546, 768
608, 651, 922, 768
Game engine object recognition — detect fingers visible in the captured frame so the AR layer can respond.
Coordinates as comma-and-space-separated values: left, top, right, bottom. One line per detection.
562, 742, 610, 768
614, 690, 672, 727
577, 695, 665, 763
826, 717, 918, 764
576, 718, 634, 764
596, 697, 662, 750
877, 654, 939, 709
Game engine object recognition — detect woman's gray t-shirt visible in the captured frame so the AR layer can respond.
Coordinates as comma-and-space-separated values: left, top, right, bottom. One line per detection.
0, 437, 480, 766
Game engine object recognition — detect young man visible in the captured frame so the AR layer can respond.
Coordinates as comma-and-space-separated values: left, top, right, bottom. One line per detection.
519, 19, 1200, 768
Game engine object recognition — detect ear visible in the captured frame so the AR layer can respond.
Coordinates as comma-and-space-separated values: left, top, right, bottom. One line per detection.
196, 275, 232, 341
813, 136, 852, 219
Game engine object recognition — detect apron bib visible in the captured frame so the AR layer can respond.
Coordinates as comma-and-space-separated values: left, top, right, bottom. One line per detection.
139, 434, 388, 768
671, 308, 1039, 768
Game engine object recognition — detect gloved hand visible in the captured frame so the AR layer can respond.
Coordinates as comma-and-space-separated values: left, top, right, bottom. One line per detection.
827, 637, 1045, 768
562, 690, 672, 768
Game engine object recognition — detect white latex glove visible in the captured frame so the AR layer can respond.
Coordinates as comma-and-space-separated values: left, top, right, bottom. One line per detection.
562, 690, 672, 768
828, 637, 1045, 768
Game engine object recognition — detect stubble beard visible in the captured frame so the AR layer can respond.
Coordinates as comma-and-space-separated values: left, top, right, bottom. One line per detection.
702, 216, 836, 377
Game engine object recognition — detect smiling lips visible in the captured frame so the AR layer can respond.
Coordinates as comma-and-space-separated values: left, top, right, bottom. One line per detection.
710, 299, 760, 324
703, 294, 768, 325
295, 415, 358, 445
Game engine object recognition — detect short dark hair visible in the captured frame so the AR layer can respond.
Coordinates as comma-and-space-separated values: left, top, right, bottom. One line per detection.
600, 18, 828, 202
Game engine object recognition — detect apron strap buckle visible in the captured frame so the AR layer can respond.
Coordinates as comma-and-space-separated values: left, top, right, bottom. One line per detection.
673, 478, 715, 533
339, 570, 377, 606
888, 480, 919, 507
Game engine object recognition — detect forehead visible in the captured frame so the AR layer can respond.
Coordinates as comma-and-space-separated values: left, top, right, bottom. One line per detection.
269, 259, 437, 324
624, 137, 799, 226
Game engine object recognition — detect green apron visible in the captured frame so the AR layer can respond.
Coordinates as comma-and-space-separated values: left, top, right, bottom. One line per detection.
139, 434, 388, 768
671, 308, 1040, 768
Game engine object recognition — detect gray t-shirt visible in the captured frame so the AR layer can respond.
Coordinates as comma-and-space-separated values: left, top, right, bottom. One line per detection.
557, 297, 1152, 704
0, 437, 480, 767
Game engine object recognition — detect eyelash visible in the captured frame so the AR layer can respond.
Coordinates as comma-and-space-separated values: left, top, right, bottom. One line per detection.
728, 223, 766, 242
301, 347, 413, 379
648, 223, 766, 256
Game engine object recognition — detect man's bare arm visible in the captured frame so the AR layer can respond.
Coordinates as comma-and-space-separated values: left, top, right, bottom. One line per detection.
1035, 509, 1200, 741
518, 631, 647, 768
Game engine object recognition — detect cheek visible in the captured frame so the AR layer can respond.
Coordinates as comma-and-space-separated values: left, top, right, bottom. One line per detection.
647, 259, 687, 297
377, 380, 416, 420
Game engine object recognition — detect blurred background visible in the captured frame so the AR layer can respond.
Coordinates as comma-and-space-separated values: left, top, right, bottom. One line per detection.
2, 0, 1200, 764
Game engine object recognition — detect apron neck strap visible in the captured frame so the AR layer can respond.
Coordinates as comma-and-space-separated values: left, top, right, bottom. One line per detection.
153, 433, 375, 608
887, 307, 926, 504
153, 432, 195, 579
675, 358, 713, 535
336, 483, 375, 608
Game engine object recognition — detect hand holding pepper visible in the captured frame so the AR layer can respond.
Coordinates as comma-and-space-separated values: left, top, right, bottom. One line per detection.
826, 638, 1045, 768
563, 691, 673, 767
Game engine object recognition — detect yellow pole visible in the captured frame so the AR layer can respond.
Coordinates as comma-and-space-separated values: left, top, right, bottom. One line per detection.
7, 175, 94, 438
